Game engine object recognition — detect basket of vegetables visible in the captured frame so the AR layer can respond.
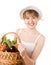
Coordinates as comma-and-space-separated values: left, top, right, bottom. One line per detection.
0, 32, 24, 65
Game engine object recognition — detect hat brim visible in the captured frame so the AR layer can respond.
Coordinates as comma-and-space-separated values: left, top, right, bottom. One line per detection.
20, 6, 42, 20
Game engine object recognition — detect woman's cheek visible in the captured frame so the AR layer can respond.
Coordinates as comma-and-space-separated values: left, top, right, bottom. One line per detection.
24, 19, 29, 24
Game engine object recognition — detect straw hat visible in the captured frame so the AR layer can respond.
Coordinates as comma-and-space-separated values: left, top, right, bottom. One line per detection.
20, 6, 42, 20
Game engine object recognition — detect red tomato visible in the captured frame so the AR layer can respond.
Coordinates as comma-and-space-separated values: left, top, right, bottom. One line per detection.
0, 44, 6, 52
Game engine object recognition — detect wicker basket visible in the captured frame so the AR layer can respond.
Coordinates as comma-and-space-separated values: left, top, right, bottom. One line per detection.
0, 32, 24, 65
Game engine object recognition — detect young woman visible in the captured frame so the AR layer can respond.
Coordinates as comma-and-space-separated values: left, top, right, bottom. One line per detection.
15, 6, 45, 65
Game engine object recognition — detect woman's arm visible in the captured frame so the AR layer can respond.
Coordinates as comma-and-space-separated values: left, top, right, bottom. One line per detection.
31, 35, 45, 61
19, 35, 45, 65
18, 44, 35, 65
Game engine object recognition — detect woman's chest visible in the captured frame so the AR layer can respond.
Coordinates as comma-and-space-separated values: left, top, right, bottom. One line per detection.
21, 40, 35, 57
20, 32, 38, 43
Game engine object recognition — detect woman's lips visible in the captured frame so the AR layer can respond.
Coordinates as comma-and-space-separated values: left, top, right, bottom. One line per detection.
29, 23, 35, 26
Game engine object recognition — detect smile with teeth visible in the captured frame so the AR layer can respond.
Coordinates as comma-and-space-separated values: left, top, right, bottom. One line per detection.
29, 23, 35, 26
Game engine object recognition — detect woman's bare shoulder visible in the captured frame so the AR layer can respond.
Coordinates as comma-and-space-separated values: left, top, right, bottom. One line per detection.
37, 30, 45, 40
40, 34, 45, 40
37, 34, 45, 45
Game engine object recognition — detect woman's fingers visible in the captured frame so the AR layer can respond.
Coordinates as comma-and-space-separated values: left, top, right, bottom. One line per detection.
18, 43, 26, 56
18, 43, 26, 53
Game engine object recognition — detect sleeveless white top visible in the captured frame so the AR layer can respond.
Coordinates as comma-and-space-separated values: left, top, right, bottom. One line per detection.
18, 30, 41, 65
18, 30, 41, 57
21, 34, 41, 57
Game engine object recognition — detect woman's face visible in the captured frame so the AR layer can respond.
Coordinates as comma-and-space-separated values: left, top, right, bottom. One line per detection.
24, 13, 38, 29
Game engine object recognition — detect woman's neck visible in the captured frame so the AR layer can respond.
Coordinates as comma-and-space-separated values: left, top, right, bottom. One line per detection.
25, 28, 37, 34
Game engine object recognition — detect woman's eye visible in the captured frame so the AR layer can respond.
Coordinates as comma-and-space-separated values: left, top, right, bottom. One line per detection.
26, 18, 29, 19
33, 16, 35, 19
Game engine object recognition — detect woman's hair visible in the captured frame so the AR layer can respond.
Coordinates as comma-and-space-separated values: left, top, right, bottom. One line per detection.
23, 10, 39, 19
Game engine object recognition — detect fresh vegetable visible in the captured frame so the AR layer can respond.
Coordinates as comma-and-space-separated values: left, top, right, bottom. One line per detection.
6, 46, 19, 52
6, 47, 12, 52
14, 44, 19, 48
1, 35, 19, 52
2, 35, 7, 42
11, 40, 17, 44
0, 44, 6, 52
2, 35, 17, 47
10, 46, 19, 52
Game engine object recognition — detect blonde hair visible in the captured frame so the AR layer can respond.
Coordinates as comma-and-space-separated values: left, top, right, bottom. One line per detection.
23, 10, 39, 19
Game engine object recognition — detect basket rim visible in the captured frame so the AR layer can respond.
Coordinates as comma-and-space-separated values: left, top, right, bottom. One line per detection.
1, 32, 21, 43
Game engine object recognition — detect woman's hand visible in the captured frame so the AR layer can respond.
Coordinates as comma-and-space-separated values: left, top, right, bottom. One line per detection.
18, 43, 26, 56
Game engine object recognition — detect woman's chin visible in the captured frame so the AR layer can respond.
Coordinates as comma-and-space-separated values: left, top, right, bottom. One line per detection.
28, 26, 35, 29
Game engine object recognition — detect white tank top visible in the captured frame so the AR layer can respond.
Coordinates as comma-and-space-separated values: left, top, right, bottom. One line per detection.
18, 29, 41, 57
21, 34, 41, 57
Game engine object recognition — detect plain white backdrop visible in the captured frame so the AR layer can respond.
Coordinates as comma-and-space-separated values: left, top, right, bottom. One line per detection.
0, 0, 51, 65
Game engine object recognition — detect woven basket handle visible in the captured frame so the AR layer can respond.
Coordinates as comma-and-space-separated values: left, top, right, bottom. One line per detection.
2, 32, 21, 43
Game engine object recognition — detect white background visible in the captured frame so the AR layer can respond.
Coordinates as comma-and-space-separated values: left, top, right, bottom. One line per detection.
0, 0, 51, 65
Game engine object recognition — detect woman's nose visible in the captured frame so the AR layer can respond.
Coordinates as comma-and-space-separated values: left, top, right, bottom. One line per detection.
29, 18, 33, 23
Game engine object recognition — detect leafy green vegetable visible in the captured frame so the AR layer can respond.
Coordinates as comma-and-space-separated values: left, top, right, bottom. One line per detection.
2, 35, 17, 47
11, 40, 17, 45
2, 41, 8, 47
2, 35, 7, 42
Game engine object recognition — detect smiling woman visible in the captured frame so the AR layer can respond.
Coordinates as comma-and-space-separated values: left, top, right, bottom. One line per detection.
23, 10, 38, 29
14, 6, 45, 65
